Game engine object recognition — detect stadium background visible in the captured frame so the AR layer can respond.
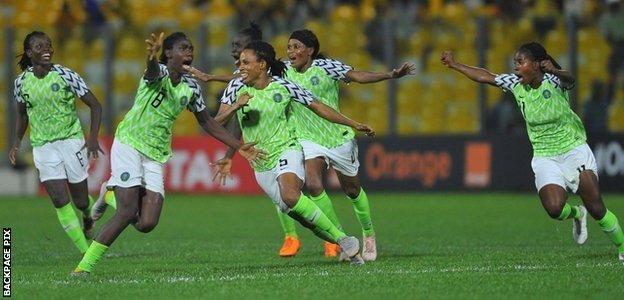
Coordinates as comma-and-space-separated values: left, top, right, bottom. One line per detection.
0, 0, 623, 194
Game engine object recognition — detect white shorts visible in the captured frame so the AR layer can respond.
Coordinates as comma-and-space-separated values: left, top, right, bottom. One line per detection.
33, 138, 89, 183
107, 139, 165, 197
300, 139, 359, 177
254, 149, 305, 212
531, 143, 598, 193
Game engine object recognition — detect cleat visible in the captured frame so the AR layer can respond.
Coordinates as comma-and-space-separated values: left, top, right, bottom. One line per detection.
70, 267, 90, 276
91, 181, 109, 221
338, 250, 350, 262
337, 236, 360, 259
619, 253, 624, 262
349, 253, 365, 266
324, 242, 339, 258
573, 206, 588, 245
279, 236, 300, 257
362, 235, 377, 261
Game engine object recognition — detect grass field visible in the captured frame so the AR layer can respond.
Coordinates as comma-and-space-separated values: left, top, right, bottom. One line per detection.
3, 193, 624, 299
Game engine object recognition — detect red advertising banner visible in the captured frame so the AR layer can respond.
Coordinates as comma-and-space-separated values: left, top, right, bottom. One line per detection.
86, 136, 261, 194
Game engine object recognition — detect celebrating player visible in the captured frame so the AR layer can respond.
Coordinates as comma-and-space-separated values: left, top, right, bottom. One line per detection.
72, 32, 261, 274
10, 31, 102, 254
203, 41, 375, 264
284, 29, 415, 261
441, 42, 624, 261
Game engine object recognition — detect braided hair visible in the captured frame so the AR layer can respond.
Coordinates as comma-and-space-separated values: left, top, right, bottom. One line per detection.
244, 41, 286, 78
17, 31, 48, 71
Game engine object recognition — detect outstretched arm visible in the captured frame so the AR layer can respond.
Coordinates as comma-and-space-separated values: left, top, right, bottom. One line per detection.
307, 100, 375, 136
183, 65, 236, 83
346, 62, 415, 84
441, 51, 497, 86
79, 91, 103, 158
144, 32, 164, 82
9, 102, 28, 166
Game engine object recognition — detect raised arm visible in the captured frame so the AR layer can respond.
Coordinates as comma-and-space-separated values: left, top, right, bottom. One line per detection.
346, 62, 415, 84
307, 100, 375, 136
540, 60, 575, 88
9, 102, 28, 166
144, 32, 164, 82
79, 91, 103, 158
441, 51, 497, 86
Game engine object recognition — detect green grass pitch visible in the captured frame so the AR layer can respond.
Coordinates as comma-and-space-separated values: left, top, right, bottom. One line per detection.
3, 193, 624, 298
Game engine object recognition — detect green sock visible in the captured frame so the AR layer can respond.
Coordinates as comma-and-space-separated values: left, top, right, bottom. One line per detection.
557, 203, 580, 220
291, 194, 346, 243
105, 191, 117, 210
55, 203, 89, 253
276, 206, 297, 238
349, 188, 375, 237
598, 210, 624, 253
310, 190, 343, 231
77, 240, 109, 272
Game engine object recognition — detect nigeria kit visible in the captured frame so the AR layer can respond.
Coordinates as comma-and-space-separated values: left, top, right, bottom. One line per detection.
14, 64, 91, 182
495, 73, 595, 192
220, 77, 315, 211
109, 64, 205, 195
285, 58, 359, 176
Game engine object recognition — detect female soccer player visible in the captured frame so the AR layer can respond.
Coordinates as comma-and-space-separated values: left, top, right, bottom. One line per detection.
10, 31, 102, 254
441, 42, 624, 261
186, 23, 303, 258
72, 32, 261, 274
284, 29, 415, 261
212, 41, 376, 264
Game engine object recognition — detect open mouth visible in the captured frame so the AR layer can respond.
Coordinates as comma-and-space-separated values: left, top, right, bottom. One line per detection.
41, 53, 51, 60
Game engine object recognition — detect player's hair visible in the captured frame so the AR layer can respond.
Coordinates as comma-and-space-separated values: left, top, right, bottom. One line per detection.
518, 42, 561, 70
289, 29, 325, 59
159, 32, 189, 64
17, 31, 48, 71
244, 41, 286, 78
239, 21, 263, 42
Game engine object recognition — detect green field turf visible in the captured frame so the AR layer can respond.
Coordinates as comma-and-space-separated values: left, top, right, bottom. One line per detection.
2, 193, 624, 299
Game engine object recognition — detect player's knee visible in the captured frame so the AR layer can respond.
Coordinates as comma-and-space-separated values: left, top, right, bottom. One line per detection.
135, 220, 158, 233
73, 198, 89, 211
281, 191, 300, 207
305, 179, 324, 197
545, 205, 564, 219
344, 186, 360, 199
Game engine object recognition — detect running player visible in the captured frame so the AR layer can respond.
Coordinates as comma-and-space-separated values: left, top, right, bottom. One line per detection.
10, 31, 102, 254
72, 32, 261, 274
284, 29, 415, 261
441, 42, 624, 261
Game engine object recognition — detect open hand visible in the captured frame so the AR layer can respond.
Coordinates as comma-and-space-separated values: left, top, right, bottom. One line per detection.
146, 32, 165, 60
183, 65, 213, 82
238, 141, 266, 164
8, 145, 19, 166
354, 123, 375, 137
82, 138, 104, 159
391, 62, 416, 78
211, 157, 232, 186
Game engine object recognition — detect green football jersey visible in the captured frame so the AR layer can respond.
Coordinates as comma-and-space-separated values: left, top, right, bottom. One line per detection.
220, 77, 315, 172
495, 73, 586, 157
116, 64, 206, 163
14, 64, 90, 147
285, 58, 354, 148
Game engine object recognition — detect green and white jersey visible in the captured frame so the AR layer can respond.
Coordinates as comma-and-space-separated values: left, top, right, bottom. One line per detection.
285, 58, 354, 148
13, 64, 90, 147
220, 77, 315, 172
495, 73, 586, 157
116, 64, 206, 163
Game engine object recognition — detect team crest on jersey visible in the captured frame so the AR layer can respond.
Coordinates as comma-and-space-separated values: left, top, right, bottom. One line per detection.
180, 96, 189, 106
120, 172, 130, 182
273, 93, 283, 103
542, 90, 551, 99
310, 76, 320, 86
51, 83, 60, 92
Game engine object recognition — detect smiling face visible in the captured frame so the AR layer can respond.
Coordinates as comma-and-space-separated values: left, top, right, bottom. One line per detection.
238, 49, 266, 85
167, 38, 194, 73
26, 34, 54, 67
287, 38, 314, 70
513, 51, 541, 86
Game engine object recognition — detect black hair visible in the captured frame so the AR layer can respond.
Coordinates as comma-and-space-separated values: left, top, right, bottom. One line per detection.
239, 21, 262, 42
518, 42, 561, 70
289, 29, 325, 59
17, 31, 48, 71
159, 32, 189, 64
244, 41, 286, 78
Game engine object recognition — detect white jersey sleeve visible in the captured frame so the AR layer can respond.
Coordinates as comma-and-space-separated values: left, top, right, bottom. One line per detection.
53, 65, 91, 97
13, 71, 28, 103
494, 73, 521, 92
313, 58, 353, 82
273, 77, 315, 106
182, 75, 206, 112
220, 77, 245, 105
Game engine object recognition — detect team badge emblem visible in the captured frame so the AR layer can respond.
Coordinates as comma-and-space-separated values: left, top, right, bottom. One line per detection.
542, 90, 551, 99
273, 93, 283, 103
51, 83, 60, 92
121, 172, 130, 182
180, 96, 188, 106
310, 76, 320, 85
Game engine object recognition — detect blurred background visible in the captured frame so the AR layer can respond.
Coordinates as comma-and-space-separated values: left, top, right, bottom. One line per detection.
0, 0, 623, 195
